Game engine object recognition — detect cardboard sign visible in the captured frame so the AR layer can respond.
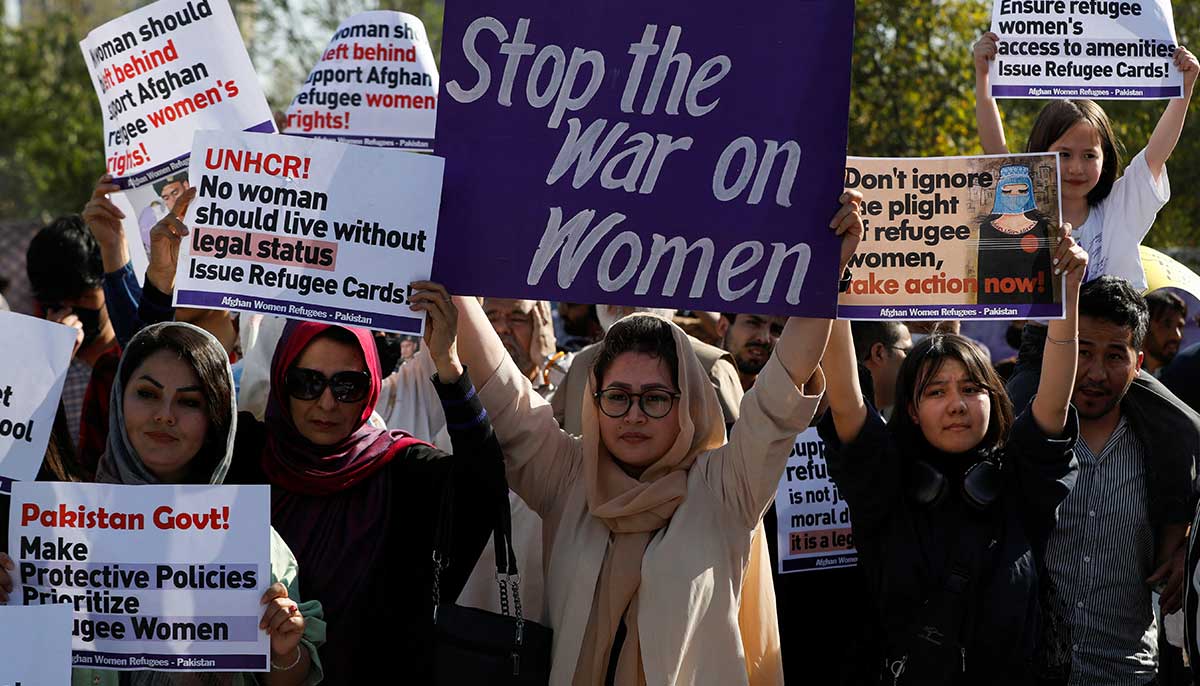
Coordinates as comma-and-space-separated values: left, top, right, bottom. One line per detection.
839, 153, 1065, 320
286, 11, 439, 149
989, 0, 1183, 99
9, 483, 272, 671
0, 313, 78, 493
173, 130, 444, 335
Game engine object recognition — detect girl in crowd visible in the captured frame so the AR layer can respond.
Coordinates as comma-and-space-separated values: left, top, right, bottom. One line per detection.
434, 193, 863, 685
100, 190, 507, 685
817, 231, 1087, 683
2, 322, 326, 685
975, 33, 1200, 616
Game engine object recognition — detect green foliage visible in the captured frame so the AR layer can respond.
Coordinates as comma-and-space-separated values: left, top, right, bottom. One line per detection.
0, 15, 105, 221
851, 1, 1200, 248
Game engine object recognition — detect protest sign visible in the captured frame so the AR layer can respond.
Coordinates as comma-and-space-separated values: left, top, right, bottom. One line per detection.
9, 482, 271, 671
80, 0, 275, 189
431, 1, 855, 317
989, 0, 1183, 99
286, 11, 439, 150
0, 313, 78, 494
839, 153, 1065, 321
1140, 245, 1200, 300
773, 427, 856, 574
80, 0, 275, 288
172, 130, 443, 335
0, 604, 74, 684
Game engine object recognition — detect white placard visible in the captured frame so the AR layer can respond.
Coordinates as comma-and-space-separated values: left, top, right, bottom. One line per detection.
0, 313, 78, 493
79, 0, 275, 191
173, 130, 443, 335
773, 427, 857, 574
989, 0, 1184, 99
0, 604, 74, 685
286, 11, 439, 150
9, 483, 271, 671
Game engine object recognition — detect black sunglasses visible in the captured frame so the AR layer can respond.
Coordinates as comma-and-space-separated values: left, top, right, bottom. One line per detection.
284, 367, 371, 403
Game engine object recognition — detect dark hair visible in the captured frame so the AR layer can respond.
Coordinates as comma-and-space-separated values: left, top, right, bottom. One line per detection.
889, 333, 1014, 453
1025, 99, 1122, 206
119, 326, 233, 483
592, 315, 679, 390
26, 215, 104, 304
1078, 276, 1149, 350
1145, 289, 1187, 323
851, 321, 907, 363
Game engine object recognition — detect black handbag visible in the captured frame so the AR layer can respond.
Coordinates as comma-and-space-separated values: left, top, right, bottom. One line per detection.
431, 468, 552, 685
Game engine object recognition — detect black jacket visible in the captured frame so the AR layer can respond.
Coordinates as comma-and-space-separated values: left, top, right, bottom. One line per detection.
819, 408, 1078, 684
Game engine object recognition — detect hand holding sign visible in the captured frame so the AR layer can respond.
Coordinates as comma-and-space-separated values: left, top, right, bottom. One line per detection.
1175, 46, 1198, 93
1052, 224, 1089, 294
83, 175, 129, 261
147, 186, 196, 293
974, 31, 1000, 77
260, 583, 307, 666
408, 281, 462, 383
831, 190, 866, 275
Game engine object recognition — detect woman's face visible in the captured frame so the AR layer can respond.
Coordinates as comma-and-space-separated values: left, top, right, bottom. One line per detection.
1049, 121, 1103, 202
907, 358, 991, 454
287, 336, 370, 446
123, 350, 210, 483
597, 352, 682, 475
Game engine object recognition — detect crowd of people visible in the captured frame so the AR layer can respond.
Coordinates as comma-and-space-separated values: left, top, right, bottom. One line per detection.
0, 29, 1198, 686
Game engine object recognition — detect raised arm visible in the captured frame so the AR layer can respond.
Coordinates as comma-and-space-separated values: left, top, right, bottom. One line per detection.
821, 319, 867, 444
1030, 230, 1088, 435
974, 32, 1011, 155
445, 289, 581, 516
1145, 46, 1198, 179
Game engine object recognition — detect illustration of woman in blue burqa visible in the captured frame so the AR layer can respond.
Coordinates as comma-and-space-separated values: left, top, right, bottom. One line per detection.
977, 164, 1056, 306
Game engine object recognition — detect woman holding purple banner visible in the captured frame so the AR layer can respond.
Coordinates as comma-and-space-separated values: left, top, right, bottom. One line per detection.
430, 193, 864, 685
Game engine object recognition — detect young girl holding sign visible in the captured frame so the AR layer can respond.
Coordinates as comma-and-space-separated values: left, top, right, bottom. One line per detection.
1, 322, 326, 685
974, 36, 1200, 615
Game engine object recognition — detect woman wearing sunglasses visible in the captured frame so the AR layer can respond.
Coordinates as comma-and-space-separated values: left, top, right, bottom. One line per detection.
127, 202, 506, 685
431, 193, 864, 686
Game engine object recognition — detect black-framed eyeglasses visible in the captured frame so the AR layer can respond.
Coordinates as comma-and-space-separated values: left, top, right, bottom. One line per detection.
593, 387, 681, 419
284, 367, 372, 403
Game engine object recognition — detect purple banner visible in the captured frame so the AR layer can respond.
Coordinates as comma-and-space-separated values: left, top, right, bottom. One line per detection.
72, 651, 267, 671
781, 552, 859, 574
176, 290, 424, 335
992, 85, 1183, 99
837, 303, 1065, 321
432, 0, 854, 317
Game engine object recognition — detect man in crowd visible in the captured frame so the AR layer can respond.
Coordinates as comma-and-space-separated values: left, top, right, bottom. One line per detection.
850, 321, 912, 420
717, 312, 787, 391
1143, 289, 1187, 377
25, 216, 119, 469
483, 297, 571, 397
1044, 277, 1196, 684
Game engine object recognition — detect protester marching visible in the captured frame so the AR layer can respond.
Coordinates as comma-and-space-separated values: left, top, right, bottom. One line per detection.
3, 0, 1200, 684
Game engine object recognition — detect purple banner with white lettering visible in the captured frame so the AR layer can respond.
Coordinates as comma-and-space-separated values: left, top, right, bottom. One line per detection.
432, 0, 854, 316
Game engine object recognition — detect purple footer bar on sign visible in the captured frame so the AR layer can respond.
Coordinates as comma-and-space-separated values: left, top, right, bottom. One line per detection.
992, 84, 1182, 98
176, 290, 423, 335
287, 132, 434, 150
837, 303, 1063, 320
113, 120, 277, 190
73, 651, 266, 671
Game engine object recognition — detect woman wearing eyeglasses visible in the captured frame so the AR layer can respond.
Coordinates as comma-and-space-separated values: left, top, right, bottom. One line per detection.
430, 194, 864, 686
129, 201, 506, 685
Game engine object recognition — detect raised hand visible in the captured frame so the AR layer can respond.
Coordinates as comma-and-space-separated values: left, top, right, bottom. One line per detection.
260, 583, 306, 669
1175, 46, 1198, 93
146, 186, 196, 294
1051, 223, 1088, 294
0, 552, 12, 603
829, 190, 865, 275
409, 280, 463, 382
974, 32, 1000, 76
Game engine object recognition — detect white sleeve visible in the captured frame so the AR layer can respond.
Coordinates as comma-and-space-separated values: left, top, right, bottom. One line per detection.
1091, 148, 1169, 289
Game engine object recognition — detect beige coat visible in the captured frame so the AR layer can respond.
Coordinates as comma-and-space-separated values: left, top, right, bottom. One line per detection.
476, 342, 819, 685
